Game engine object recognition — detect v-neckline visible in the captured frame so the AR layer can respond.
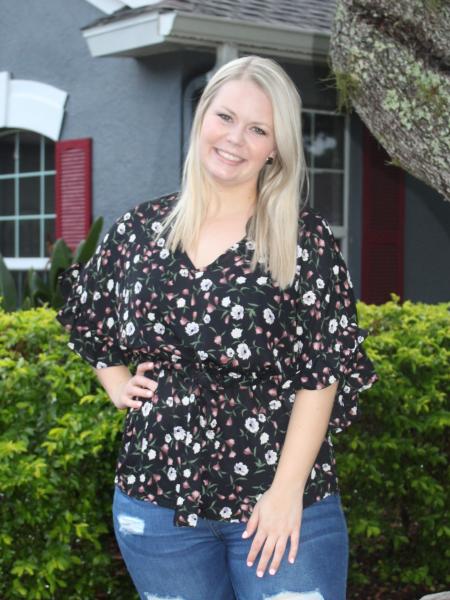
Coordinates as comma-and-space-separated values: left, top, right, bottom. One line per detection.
181, 233, 248, 273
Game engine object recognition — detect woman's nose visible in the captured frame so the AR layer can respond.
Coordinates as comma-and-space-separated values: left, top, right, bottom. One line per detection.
226, 124, 245, 145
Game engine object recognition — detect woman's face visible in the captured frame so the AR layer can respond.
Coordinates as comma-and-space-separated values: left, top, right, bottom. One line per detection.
198, 78, 276, 194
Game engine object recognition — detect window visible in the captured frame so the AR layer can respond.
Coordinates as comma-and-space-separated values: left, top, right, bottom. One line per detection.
302, 109, 349, 257
0, 129, 56, 299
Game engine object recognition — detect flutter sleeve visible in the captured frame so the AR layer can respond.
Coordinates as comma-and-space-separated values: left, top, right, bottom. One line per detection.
55, 216, 131, 369
293, 211, 378, 434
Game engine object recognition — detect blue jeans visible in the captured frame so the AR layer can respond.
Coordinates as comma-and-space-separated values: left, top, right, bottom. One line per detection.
112, 485, 349, 600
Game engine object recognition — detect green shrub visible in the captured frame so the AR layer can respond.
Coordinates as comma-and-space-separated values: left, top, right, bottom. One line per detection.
0, 307, 137, 599
0, 297, 448, 598
336, 296, 450, 597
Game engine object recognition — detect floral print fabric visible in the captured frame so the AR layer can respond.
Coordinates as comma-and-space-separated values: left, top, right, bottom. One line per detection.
56, 192, 377, 528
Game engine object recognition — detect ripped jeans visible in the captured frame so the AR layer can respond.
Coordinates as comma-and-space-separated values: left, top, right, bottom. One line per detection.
112, 486, 348, 600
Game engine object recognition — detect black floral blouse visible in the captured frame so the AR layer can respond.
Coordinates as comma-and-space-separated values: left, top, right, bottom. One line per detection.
56, 191, 377, 528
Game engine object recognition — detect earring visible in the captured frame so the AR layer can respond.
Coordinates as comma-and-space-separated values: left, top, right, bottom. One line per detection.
266, 156, 273, 165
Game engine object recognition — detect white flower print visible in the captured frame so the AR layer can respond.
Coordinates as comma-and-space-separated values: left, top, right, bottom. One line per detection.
258, 413, 266, 422
183, 469, 191, 478
322, 463, 331, 472
231, 328, 242, 339
329, 319, 338, 334
117, 223, 126, 235
148, 449, 156, 460
107, 279, 114, 292
197, 350, 208, 361
180, 268, 189, 277
231, 305, 244, 320
260, 432, 269, 444
142, 402, 152, 417
176, 497, 184, 506
296, 325, 303, 336
106, 317, 115, 329
127, 474, 136, 484
200, 278, 213, 291
236, 276, 246, 284
141, 439, 148, 452
129, 233, 136, 243
166, 397, 174, 407
203, 314, 211, 324
185, 432, 193, 445
134, 281, 142, 294
133, 255, 139, 264
220, 507, 232, 519
282, 380, 292, 389
125, 261, 130, 270
265, 450, 278, 465
182, 396, 190, 406
302, 291, 316, 306
93, 291, 101, 301
151, 221, 162, 233
257, 276, 268, 285
80, 291, 87, 304
205, 430, 215, 440
157, 237, 165, 247
125, 322, 135, 336
154, 323, 165, 335
311, 467, 316, 480
148, 312, 155, 321
165, 433, 172, 443
177, 298, 186, 308
340, 315, 348, 328
269, 400, 281, 410
193, 442, 201, 454
173, 426, 186, 441
301, 248, 309, 261
139, 473, 146, 482
329, 375, 337, 384
246, 240, 255, 250
234, 462, 249, 476
95, 361, 107, 369
123, 310, 129, 321
316, 278, 325, 289
185, 322, 199, 336
167, 467, 177, 481
221, 296, 231, 307
160, 249, 169, 259
187, 514, 198, 527
245, 417, 259, 433
123, 212, 131, 221
263, 308, 275, 324
226, 348, 235, 358
236, 343, 251, 360
333, 264, 339, 275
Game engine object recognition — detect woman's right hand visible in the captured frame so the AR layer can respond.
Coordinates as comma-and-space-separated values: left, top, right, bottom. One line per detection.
113, 362, 158, 411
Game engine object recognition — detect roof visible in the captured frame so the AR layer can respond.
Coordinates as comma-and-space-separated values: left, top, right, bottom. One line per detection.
83, 0, 337, 35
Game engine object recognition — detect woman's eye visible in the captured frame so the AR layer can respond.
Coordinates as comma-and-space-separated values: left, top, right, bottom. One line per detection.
253, 127, 266, 136
218, 113, 231, 121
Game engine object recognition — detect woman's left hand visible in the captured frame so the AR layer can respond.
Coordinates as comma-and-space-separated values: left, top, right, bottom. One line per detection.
242, 485, 303, 577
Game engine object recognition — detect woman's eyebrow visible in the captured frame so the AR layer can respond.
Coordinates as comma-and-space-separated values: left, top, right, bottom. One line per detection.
218, 105, 272, 129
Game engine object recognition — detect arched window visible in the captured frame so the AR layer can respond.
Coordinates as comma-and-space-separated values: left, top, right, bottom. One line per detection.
0, 128, 56, 297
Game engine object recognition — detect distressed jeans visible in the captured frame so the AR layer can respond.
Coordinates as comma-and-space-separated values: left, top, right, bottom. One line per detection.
112, 485, 349, 600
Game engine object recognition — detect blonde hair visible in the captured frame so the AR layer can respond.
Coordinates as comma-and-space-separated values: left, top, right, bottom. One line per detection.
160, 55, 308, 289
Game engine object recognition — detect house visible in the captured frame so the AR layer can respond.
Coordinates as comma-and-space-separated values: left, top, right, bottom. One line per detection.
1, 0, 449, 304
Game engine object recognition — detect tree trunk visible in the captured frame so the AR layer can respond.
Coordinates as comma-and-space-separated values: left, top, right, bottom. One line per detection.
330, 0, 450, 201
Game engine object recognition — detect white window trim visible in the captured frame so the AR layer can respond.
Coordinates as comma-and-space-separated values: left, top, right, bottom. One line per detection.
0, 72, 67, 141
3, 258, 50, 271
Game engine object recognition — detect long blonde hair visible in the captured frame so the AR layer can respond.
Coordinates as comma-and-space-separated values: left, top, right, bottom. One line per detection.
160, 55, 308, 289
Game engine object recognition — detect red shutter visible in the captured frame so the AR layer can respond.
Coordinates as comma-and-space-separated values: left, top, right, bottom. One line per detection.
361, 128, 404, 304
55, 138, 92, 251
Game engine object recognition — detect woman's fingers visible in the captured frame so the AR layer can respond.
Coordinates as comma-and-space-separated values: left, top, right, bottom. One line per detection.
268, 536, 289, 575
133, 374, 158, 392
246, 530, 267, 569
288, 528, 300, 564
254, 535, 278, 577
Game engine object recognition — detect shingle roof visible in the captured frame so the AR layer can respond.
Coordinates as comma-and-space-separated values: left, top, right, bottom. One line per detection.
84, 0, 336, 34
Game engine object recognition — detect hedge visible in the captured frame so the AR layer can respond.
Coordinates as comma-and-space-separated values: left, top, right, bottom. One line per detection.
0, 297, 448, 599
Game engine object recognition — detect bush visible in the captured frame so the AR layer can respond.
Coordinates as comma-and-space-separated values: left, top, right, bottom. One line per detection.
336, 296, 450, 599
0, 298, 448, 598
0, 307, 137, 599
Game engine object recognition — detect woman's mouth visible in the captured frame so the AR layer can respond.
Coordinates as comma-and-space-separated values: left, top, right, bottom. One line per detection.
214, 148, 245, 164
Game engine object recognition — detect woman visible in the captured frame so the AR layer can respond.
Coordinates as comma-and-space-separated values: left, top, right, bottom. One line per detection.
56, 55, 377, 600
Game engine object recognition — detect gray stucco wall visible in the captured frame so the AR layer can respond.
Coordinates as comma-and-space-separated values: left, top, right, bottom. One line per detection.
1, 0, 213, 231
404, 177, 450, 302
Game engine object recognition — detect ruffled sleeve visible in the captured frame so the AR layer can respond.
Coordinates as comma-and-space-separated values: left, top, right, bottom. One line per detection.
55, 220, 130, 370
293, 211, 378, 434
